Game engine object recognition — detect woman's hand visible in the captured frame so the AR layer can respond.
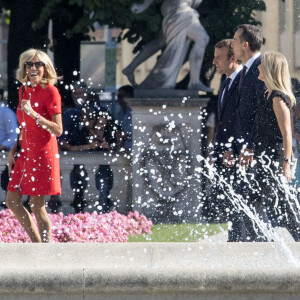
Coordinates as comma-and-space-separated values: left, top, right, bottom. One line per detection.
282, 161, 292, 182
21, 99, 35, 117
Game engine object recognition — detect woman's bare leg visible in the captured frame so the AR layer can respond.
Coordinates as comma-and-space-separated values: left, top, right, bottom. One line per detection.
6, 190, 41, 243
29, 195, 52, 243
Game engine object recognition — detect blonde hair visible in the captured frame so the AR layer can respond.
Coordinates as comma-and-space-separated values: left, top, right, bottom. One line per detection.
263, 51, 296, 106
16, 48, 61, 87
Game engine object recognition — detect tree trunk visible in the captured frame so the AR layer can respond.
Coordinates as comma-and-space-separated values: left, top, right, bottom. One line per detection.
52, 3, 85, 108
7, 0, 47, 110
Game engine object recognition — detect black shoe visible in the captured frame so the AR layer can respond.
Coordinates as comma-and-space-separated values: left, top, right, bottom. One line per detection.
70, 200, 87, 214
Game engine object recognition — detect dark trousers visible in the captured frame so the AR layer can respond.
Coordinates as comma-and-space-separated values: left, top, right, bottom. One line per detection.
70, 165, 88, 213
207, 157, 235, 223
70, 164, 113, 214
228, 166, 265, 242
95, 165, 113, 214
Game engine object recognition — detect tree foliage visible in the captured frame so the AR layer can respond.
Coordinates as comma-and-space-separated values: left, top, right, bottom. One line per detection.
35, 0, 267, 87
49, 1, 86, 107
0, 0, 271, 107
34, 0, 161, 53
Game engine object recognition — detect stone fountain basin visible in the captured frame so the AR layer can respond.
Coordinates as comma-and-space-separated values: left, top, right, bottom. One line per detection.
0, 238, 300, 300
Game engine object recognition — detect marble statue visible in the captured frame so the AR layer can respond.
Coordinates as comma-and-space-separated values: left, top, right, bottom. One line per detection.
122, 0, 212, 91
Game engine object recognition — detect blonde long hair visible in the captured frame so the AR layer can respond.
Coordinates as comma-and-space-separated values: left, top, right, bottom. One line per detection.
16, 48, 61, 87
263, 51, 296, 106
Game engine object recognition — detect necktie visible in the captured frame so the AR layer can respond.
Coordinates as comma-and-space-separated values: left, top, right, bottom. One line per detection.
220, 77, 231, 108
224, 77, 231, 95
238, 66, 247, 93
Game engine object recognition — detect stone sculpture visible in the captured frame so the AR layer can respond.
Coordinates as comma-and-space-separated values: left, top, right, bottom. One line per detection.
122, 0, 212, 91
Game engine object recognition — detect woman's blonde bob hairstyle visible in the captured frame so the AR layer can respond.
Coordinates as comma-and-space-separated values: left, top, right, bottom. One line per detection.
16, 48, 61, 87
262, 51, 296, 106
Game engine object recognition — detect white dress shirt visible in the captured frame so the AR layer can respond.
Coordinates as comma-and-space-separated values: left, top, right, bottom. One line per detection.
244, 52, 261, 75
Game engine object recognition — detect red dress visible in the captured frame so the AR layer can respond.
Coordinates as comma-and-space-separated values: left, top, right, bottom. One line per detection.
7, 84, 62, 195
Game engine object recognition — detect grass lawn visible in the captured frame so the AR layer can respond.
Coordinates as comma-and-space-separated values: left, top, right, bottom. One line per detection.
128, 223, 228, 242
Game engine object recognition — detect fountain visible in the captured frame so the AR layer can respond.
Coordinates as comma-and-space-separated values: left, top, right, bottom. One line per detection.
1, 102, 300, 298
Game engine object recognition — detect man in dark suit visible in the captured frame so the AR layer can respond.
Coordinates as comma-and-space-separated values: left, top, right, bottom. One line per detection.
207, 39, 242, 222
223, 24, 267, 241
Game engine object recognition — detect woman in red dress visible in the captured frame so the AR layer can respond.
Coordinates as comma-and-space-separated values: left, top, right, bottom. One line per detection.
6, 49, 63, 242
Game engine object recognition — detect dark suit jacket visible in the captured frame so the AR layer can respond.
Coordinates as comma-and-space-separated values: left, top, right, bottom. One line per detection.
234, 55, 267, 153
212, 72, 241, 160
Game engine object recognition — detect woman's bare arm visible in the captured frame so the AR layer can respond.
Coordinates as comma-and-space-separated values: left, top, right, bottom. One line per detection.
273, 96, 292, 181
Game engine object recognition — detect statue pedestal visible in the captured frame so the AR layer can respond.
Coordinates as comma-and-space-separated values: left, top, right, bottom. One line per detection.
134, 89, 199, 99
127, 97, 209, 223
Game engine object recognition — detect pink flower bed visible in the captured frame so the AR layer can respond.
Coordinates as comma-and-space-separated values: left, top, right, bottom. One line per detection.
0, 209, 152, 243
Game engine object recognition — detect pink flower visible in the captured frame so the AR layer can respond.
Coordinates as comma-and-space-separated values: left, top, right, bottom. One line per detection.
0, 209, 152, 243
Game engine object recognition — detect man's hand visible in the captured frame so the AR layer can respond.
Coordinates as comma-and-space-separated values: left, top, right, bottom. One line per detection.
238, 148, 254, 169
223, 150, 235, 168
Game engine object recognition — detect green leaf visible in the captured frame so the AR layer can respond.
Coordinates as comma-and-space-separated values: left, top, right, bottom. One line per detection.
69, 0, 83, 6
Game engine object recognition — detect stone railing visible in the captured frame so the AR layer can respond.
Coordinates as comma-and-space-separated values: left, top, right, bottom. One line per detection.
0, 151, 132, 214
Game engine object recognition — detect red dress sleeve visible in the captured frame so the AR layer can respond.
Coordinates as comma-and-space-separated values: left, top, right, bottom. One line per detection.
46, 85, 62, 116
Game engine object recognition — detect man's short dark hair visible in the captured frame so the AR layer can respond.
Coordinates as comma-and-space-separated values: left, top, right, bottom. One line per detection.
118, 85, 134, 97
214, 39, 234, 59
0, 89, 3, 97
214, 39, 242, 64
236, 24, 263, 52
